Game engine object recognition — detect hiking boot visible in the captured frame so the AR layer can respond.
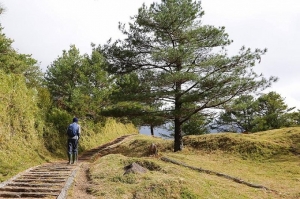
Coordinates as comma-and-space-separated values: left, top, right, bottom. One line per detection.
72, 152, 78, 164
68, 154, 72, 164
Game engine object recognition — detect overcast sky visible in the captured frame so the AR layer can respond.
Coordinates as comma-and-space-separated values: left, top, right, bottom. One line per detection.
1, 0, 300, 109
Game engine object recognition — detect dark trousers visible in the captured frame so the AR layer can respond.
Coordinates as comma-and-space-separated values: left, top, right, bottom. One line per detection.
67, 139, 78, 154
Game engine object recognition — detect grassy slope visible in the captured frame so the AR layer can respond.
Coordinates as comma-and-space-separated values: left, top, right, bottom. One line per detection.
0, 119, 138, 182
87, 127, 300, 199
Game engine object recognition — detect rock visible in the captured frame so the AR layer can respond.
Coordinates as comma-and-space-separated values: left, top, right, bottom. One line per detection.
148, 143, 158, 156
124, 162, 148, 175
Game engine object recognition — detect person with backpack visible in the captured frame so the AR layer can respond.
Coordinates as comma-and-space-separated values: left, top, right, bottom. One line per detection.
67, 117, 81, 164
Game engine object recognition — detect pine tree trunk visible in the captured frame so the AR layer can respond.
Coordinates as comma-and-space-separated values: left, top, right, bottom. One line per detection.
150, 125, 154, 136
174, 117, 182, 152
174, 79, 182, 152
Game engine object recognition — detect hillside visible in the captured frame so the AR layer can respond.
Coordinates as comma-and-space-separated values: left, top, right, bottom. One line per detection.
69, 127, 300, 199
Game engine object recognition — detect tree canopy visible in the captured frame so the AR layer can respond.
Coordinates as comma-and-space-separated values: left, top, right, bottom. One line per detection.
100, 0, 277, 151
212, 91, 297, 133
0, 26, 42, 88
45, 45, 111, 119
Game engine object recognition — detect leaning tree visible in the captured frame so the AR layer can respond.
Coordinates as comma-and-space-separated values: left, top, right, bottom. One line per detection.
100, 0, 277, 151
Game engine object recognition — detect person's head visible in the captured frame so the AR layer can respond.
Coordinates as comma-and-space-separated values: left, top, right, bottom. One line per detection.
73, 117, 78, 123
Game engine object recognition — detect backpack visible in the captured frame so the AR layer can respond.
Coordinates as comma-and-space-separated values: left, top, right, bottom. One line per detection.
67, 123, 79, 137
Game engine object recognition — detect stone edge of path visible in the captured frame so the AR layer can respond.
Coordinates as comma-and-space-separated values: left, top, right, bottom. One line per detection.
57, 164, 80, 199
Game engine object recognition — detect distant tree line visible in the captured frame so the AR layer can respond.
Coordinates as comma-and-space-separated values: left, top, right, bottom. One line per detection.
211, 92, 300, 133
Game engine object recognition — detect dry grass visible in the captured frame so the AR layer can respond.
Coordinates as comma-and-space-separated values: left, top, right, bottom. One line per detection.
87, 128, 300, 199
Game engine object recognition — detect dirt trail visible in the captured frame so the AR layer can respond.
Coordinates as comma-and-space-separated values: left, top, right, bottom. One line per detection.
0, 135, 132, 199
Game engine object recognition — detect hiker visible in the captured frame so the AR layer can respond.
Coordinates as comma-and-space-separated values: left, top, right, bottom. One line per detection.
67, 117, 81, 164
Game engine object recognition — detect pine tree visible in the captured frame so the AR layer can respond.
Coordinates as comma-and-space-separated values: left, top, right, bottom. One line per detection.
101, 0, 277, 151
